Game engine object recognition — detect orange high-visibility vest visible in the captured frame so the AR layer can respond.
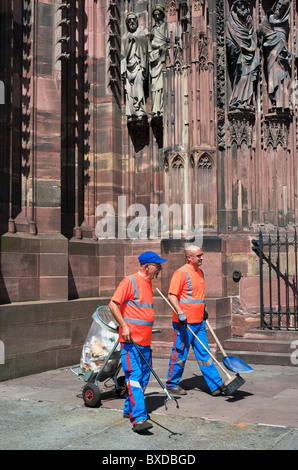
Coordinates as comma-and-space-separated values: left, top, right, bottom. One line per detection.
113, 273, 154, 346
169, 264, 205, 323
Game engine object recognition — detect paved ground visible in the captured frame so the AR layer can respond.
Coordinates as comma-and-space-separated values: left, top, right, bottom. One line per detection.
1, 360, 298, 451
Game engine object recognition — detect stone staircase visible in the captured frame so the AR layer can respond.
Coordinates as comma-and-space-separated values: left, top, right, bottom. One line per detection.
152, 325, 298, 368
221, 329, 298, 367
150, 293, 298, 367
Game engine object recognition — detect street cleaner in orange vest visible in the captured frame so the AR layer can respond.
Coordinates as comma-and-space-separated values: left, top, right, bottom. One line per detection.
109, 251, 167, 433
166, 245, 227, 396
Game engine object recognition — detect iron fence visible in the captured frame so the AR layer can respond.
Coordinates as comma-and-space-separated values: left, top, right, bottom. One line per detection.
252, 229, 298, 330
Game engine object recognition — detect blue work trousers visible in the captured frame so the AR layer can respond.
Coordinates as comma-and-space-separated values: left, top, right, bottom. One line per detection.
120, 342, 151, 425
166, 321, 223, 393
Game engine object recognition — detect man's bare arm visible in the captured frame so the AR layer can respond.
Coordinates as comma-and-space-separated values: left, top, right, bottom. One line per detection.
168, 293, 184, 315
168, 294, 187, 325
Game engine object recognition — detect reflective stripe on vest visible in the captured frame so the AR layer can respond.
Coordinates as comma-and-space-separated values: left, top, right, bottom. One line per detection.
123, 317, 153, 326
178, 267, 205, 304
123, 275, 154, 326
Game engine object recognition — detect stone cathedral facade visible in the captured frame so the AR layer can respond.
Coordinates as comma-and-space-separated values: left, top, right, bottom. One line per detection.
0, 0, 297, 377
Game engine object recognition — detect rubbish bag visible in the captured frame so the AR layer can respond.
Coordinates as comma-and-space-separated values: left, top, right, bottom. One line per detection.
80, 308, 120, 374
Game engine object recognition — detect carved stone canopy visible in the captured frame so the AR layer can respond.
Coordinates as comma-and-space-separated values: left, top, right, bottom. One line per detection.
227, 109, 255, 148
263, 112, 292, 150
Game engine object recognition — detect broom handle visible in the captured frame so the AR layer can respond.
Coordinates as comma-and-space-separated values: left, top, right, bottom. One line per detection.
155, 288, 231, 379
205, 319, 227, 358
186, 326, 230, 378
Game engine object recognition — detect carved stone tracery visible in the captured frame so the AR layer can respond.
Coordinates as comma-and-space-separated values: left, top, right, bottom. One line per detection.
227, 110, 255, 148
166, 0, 179, 17
198, 153, 212, 169
263, 115, 291, 150
172, 154, 185, 168
108, 0, 121, 100
193, 0, 205, 13
198, 32, 210, 71
215, 0, 226, 151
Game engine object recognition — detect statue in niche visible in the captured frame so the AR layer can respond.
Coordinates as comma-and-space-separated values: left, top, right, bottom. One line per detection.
149, 4, 169, 118
226, 0, 259, 111
121, 12, 148, 122
257, 0, 291, 112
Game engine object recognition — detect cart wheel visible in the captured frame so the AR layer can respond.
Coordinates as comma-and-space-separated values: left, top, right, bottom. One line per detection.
115, 375, 128, 399
82, 383, 101, 408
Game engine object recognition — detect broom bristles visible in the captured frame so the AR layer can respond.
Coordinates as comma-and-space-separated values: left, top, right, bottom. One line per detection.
225, 374, 245, 395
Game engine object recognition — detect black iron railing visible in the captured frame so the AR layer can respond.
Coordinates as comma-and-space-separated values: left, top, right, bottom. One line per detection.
252, 229, 298, 330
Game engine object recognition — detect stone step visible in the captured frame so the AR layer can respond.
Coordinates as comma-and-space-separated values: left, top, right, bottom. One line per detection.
244, 329, 298, 341
218, 350, 293, 367
151, 341, 196, 361
153, 314, 173, 328
152, 327, 173, 343
152, 340, 294, 367
152, 328, 298, 367
224, 337, 294, 354
151, 341, 172, 359
221, 330, 298, 366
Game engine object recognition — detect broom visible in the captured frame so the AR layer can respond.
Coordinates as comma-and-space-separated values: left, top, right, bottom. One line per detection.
156, 288, 245, 395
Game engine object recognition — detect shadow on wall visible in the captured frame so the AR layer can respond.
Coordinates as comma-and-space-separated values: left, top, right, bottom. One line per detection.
0, 5, 12, 304
60, 2, 90, 240
0, 236, 10, 305
68, 261, 79, 300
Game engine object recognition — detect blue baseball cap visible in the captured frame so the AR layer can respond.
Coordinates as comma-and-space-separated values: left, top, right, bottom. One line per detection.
138, 251, 167, 265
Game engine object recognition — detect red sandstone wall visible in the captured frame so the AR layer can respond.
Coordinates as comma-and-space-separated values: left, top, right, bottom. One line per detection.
0, 1, 297, 378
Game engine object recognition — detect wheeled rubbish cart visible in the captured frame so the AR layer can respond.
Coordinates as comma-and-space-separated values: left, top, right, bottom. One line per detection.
70, 306, 127, 407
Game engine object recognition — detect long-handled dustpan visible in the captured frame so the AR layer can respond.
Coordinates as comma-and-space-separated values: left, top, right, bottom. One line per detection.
130, 337, 179, 410
156, 288, 245, 395
205, 319, 254, 374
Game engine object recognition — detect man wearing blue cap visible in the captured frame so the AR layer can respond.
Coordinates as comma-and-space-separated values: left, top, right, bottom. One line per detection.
109, 251, 167, 433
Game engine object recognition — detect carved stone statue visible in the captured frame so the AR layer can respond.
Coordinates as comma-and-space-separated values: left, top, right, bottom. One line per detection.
257, 0, 291, 112
149, 4, 169, 117
121, 12, 148, 121
226, 0, 259, 111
